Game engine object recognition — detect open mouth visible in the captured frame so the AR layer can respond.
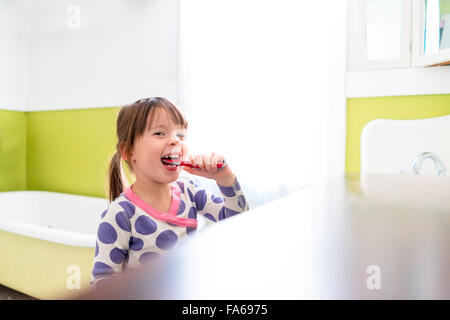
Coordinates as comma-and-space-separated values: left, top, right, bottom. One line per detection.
161, 154, 181, 168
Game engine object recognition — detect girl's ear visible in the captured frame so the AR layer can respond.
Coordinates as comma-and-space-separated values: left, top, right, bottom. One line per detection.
119, 142, 130, 162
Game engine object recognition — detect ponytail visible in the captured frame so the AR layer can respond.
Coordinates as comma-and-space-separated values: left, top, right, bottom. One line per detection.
108, 151, 130, 202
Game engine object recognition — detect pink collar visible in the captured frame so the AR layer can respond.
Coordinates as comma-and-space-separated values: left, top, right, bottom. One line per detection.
124, 182, 197, 228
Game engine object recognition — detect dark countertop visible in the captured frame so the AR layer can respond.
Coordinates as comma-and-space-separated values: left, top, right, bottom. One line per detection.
76, 173, 450, 299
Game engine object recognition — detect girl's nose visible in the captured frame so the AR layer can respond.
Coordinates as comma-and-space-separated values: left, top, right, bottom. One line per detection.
169, 133, 182, 145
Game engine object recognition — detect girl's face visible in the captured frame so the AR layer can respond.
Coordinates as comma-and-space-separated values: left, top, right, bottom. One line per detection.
128, 108, 188, 184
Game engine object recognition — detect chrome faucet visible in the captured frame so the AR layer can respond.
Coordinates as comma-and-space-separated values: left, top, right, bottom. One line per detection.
410, 152, 447, 176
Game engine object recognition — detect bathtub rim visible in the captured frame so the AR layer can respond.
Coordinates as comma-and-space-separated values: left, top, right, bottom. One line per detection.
0, 190, 106, 248
0, 219, 96, 248
0, 190, 211, 248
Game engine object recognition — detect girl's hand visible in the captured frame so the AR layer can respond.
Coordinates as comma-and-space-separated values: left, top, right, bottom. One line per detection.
182, 152, 236, 186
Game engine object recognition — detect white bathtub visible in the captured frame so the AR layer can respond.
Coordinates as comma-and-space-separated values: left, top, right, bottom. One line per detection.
0, 191, 108, 247
0, 190, 108, 299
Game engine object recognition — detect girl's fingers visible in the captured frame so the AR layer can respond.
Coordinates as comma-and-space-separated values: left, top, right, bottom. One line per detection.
194, 154, 204, 169
203, 154, 210, 172
205, 152, 214, 172
188, 155, 199, 170
210, 152, 221, 173
188, 153, 224, 172
212, 152, 223, 167
182, 166, 193, 174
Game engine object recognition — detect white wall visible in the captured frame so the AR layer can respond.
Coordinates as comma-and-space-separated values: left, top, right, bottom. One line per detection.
0, 0, 179, 111
0, 0, 32, 111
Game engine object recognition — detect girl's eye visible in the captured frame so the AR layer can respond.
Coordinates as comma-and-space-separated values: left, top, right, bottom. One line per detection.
153, 132, 186, 139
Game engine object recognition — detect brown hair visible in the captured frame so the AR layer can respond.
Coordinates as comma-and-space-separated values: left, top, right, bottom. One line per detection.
108, 97, 188, 202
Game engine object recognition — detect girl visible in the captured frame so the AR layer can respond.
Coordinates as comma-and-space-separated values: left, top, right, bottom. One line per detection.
90, 97, 249, 286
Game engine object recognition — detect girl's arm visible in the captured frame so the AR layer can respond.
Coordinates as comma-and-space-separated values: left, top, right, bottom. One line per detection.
180, 153, 249, 220
184, 177, 250, 222
90, 202, 132, 286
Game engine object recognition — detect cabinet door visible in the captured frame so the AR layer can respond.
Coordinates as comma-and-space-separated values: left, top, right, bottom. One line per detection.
348, 0, 411, 70
412, 0, 450, 66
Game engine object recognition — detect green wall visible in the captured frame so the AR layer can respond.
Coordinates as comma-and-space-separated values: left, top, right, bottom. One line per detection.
346, 94, 450, 173
0, 107, 123, 198
0, 110, 27, 191
440, 0, 450, 15
2, 94, 450, 196
26, 108, 119, 198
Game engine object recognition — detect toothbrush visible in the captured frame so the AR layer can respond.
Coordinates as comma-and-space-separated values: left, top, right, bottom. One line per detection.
162, 158, 227, 170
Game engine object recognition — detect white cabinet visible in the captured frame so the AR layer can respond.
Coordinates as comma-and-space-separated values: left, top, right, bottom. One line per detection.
348, 0, 450, 70
347, 0, 411, 71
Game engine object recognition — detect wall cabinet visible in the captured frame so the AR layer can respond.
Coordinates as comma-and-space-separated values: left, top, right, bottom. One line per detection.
348, 0, 450, 71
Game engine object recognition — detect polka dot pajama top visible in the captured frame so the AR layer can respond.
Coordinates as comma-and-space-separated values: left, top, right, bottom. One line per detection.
90, 177, 249, 286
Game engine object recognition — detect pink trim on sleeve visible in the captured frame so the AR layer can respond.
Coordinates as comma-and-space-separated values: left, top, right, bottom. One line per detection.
124, 182, 197, 228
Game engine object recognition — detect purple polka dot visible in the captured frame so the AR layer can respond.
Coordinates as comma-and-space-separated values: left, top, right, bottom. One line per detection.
187, 188, 194, 202
92, 262, 114, 277
129, 236, 144, 251
177, 200, 185, 216
155, 230, 178, 250
110, 248, 128, 264
101, 209, 107, 218
225, 207, 241, 217
218, 207, 226, 221
189, 180, 199, 188
177, 181, 185, 193
98, 222, 117, 244
95, 241, 99, 257
203, 213, 216, 222
218, 184, 236, 197
139, 251, 161, 264
238, 195, 246, 210
194, 189, 207, 210
135, 215, 157, 235
235, 179, 241, 191
187, 226, 197, 235
119, 201, 135, 218
115, 211, 131, 232
211, 194, 224, 204
188, 207, 197, 219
